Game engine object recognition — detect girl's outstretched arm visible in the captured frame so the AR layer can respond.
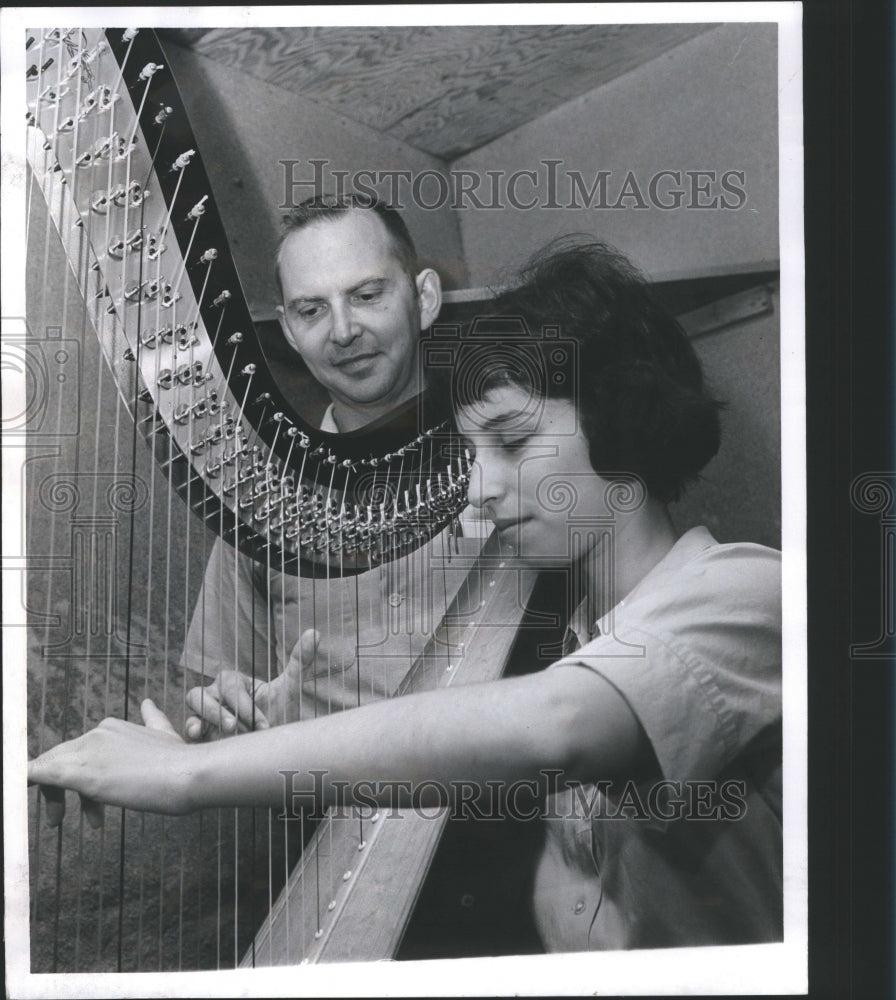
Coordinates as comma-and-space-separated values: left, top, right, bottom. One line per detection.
28, 663, 650, 825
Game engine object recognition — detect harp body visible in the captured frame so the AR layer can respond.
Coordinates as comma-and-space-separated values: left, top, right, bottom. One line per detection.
243, 536, 540, 965
24, 26, 536, 970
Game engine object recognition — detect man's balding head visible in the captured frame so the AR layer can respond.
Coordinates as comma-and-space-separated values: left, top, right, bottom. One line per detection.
275, 194, 420, 300
275, 197, 441, 432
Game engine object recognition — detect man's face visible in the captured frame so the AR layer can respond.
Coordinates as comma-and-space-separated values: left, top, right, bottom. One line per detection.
277, 211, 440, 428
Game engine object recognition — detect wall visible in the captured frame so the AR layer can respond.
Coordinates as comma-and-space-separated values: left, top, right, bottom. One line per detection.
451, 23, 779, 288
162, 42, 468, 313
673, 285, 782, 548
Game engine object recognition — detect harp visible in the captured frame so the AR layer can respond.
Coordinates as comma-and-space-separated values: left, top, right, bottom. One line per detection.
23, 26, 541, 971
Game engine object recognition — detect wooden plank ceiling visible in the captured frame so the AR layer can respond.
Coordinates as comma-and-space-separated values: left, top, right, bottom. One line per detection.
162, 23, 714, 159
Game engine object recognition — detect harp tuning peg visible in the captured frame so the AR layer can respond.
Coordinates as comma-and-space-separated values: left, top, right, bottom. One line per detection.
187, 195, 208, 220
138, 62, 164, 82
173, 149, 195, 171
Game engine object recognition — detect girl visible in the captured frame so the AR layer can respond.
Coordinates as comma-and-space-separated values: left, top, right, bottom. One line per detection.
28, 239, 782, 951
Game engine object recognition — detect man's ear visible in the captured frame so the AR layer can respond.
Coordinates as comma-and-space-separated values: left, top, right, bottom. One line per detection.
276, 304, 302, 355
415, 268, 442, 331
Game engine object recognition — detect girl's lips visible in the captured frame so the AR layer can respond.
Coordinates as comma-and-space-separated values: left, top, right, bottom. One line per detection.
494, 517, 530, 533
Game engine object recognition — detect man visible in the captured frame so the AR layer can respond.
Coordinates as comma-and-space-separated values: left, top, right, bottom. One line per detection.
179, 194, 517, 963
181, 195, 480, 734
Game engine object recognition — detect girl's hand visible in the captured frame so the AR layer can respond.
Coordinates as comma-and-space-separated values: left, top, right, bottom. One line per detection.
28, 700, 193, 827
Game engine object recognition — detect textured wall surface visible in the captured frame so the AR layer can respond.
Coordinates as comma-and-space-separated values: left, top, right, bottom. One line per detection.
162, 41, 469, 311
181, 23, 713, 159
673, 285, 782, 549
452, 23, 779, 288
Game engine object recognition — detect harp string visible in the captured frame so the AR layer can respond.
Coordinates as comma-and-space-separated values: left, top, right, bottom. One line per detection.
34, 31, 119, 970
115, 64, 198, 970
26, 31, 64, 962
135, 40, 181, 968
171, 146, 236, 970
140, 137, 179, 974
135, 134, 166, 965
36, 29, 177, 969
36, 31, 70, 966
113, 70, 168, 970
87, 135, 111, 972
44, 41, 78, 968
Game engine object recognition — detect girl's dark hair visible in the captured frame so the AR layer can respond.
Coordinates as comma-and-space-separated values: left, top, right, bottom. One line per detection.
456, 238, 722, 503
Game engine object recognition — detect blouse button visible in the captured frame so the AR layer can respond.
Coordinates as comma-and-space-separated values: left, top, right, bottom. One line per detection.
573, 899, 586, 915
388, 593, 404, 607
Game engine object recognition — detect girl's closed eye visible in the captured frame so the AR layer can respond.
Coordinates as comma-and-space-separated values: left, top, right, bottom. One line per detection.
501, 434, 532, 453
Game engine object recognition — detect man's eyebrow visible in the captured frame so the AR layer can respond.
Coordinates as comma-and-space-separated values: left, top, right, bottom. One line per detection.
286, 277, 389, 308
347, 277, 388, 293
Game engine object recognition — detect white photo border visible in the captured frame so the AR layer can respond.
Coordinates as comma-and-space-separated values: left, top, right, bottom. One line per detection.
2, 4, 806, 996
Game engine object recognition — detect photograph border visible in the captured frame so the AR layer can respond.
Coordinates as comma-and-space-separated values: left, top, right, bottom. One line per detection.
3, 4, 807, 997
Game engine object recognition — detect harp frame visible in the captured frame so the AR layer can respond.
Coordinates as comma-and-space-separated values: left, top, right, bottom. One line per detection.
19, 23, 543, 973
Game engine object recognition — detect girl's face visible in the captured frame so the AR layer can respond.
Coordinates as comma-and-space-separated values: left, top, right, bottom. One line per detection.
457, 384, 612, 564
